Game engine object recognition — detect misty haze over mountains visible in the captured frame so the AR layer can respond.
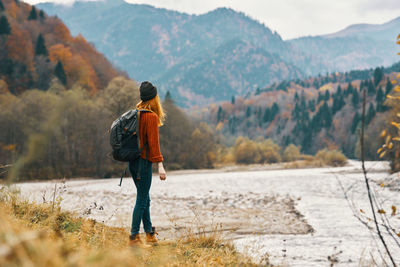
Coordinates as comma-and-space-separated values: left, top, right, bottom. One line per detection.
37, 0, 399, 105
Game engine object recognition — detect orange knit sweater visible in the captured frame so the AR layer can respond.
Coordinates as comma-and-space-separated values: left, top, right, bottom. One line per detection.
139, 111, 163, 163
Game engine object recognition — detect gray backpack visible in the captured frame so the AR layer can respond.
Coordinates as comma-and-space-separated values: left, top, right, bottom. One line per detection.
110, 109, 142, 162
110, 109, 149, 185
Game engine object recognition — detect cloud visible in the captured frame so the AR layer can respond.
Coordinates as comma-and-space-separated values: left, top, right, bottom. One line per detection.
360, 0, 400, 11
25, 0, 400, 39
126, 0, 400, 39
26, 0, 97, 5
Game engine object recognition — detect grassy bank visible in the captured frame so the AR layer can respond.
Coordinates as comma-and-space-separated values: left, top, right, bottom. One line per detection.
0, 188, 261, 267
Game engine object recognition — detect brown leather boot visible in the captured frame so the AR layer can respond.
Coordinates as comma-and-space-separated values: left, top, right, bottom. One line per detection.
129, 234, 151, 248
145, 227, 159, 245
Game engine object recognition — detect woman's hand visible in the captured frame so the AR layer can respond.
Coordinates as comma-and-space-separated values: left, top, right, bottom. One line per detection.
158, 162, 166, 180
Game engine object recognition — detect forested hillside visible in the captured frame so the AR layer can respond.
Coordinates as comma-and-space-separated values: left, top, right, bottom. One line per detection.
0, 0, 123, 94
0, 0, 215, 180
158, 39, 303, 106
37, 0, 399, 106
201, 63, 400, 159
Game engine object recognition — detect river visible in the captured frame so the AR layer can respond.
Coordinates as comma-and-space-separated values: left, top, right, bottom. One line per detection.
16, 160, 400, 266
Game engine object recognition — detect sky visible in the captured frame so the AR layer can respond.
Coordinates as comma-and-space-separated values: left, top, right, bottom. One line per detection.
24, 0, 400, 40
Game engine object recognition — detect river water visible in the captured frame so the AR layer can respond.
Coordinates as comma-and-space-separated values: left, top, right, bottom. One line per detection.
16, 160, 400, 266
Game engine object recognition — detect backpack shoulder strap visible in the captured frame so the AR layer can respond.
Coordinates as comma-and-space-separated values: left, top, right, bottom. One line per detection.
136, 109, 152, 134
137, 109, 151, 113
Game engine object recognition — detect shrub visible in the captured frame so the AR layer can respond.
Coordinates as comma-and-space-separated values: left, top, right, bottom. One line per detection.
259, 139, 281, 163
283, 144, 301, 162
233, 137, 281, 164
234, 137, 260, 164
315, 149, 347, 166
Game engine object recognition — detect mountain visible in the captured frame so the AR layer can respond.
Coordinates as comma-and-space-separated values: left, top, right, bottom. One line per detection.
323, 16, 400, 41
37, 2, 290, 78
0, 0, 123, 94
37, 0, 400, 105
290, 17, 400, 73
158, 39, 303, 106
37, 0, 307, 104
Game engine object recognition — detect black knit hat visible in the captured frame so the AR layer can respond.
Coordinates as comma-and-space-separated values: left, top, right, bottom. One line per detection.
140, 81, 157, 101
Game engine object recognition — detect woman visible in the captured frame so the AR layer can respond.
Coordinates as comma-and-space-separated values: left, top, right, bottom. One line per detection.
129, 81, 166, 247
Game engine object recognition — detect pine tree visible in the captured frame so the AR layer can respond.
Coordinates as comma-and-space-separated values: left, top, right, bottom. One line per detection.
228, 115, 237, 134
302, 132, 312, 153
0, 16, 11, 35
217, 106, 223, 122
0, 0, 4, 11
299, 93, 305, 110
351, 112, 360, 133
352, 90, 360, 107
332, 73, 337, 83
317, 92, 323, 102
292, 102, 300, 120
367, 80, 376, 96
346, 82, 353, 96
28, 6, 38, 20
373, 67, 383, 86
332, 96, 339, 114
257, 107, 263, 126
39, 10, 45, 20
313, 79, 319, 88
231, 96, 235, 105
246, 106, 251, 118
359, 80, 365, 90
165, 91, 172, 101
35, 33, 48, 56
310, 112, 320, 132
376, 87, 384, 112
308, 99, 315, 112
365, 104, 376, 125
385, 78, 393, 95
271, 103, 280, 117
324, 90, 330, 101
294, 92, 299, 102
339, 96, 345, 110
345, 72, 349, 82
54, 60, 67, 85
336, 85, 342, 95
321, 102, 332, 127
263, 107, 270, 123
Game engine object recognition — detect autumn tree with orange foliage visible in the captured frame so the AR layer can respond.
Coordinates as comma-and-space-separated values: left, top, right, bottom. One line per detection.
378, 34, 400, 172
0, 0, 122, 93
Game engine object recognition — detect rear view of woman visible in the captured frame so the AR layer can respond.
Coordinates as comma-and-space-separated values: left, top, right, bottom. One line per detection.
129, 81, 166, 247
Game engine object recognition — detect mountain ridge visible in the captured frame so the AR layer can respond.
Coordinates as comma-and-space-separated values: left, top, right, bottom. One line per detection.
37, 1, 400, 105
319, 15, 400, 40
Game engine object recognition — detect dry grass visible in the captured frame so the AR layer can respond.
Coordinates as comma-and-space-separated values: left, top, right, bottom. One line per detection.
315, 149, 347, 167
0, 187, 262, 267
283, 150, 347, 169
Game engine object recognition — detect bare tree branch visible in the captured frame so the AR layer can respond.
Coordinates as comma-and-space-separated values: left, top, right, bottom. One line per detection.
361, 89, 397, 267
370, 187, 400, 248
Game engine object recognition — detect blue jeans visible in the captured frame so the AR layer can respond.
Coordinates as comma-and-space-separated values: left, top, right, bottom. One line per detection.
129, 158, 153, 236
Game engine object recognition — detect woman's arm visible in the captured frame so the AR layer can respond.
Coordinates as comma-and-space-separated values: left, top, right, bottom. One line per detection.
145, 113, 163, 162
146, 113, 166, 180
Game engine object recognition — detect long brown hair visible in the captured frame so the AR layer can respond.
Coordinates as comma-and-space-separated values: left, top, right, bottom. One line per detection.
136, 95, 166, 126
